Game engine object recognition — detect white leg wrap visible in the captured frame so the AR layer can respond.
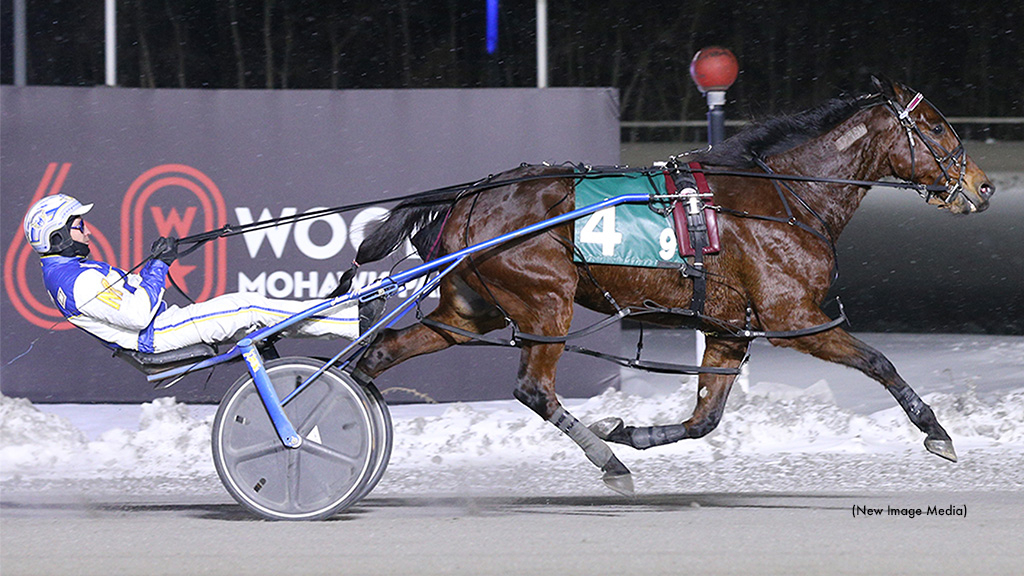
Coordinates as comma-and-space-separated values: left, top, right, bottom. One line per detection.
549, 407, 614, 468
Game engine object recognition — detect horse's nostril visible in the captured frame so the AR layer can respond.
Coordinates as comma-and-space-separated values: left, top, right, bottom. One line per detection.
980, 182, 995, 199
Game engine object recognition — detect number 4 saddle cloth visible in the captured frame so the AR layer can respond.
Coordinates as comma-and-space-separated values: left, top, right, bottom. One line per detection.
572, 162, 720, 268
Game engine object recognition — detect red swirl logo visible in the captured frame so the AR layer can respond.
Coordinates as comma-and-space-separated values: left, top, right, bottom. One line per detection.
122, 164, 228, 302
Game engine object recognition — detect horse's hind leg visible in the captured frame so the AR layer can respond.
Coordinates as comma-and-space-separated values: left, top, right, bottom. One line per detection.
513, 340, 634, 495
591, 337, 750, 449
356, 275, 506, 379
776, 318, 956, 462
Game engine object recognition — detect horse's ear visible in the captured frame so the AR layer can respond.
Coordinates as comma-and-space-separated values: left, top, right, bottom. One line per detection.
871, 75, 897, 99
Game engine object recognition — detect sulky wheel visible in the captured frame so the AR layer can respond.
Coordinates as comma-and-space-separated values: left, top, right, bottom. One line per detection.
212, 357, 378, 520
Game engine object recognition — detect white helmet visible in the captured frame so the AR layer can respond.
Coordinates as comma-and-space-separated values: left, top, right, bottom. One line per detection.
23, 194, 94, 254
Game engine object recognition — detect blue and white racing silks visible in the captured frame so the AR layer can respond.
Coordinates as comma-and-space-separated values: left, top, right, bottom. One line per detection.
40, 255, 360, 354
40, 255, 168, 352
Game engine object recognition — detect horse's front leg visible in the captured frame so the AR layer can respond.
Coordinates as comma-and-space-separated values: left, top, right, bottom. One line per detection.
775, 318, 956, 462
590, 337, 750, 449
513, 341, 634, 495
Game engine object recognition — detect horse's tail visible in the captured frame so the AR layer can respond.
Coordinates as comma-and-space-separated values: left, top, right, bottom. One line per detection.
328, 189, 462, 297
357, 188, 464, 263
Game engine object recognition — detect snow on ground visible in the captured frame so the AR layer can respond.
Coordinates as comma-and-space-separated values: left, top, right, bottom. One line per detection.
3, 333, 1023, 498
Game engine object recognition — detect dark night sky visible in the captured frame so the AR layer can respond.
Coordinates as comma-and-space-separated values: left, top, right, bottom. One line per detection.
2, 1, 1021, 127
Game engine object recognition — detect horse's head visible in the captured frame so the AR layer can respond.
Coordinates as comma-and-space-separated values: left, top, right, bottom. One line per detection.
873, 76, 995, 214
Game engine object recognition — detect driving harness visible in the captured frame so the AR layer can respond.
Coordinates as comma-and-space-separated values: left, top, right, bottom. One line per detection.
667, 161, 720, 315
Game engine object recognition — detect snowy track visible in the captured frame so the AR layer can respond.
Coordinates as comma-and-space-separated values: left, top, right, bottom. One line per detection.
4, 334, 1022, 495
3, 491, 1023, 575
2, 333, 1023, 574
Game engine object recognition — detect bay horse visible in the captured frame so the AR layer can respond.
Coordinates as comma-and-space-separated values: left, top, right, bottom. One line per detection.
345, 77, 994, 494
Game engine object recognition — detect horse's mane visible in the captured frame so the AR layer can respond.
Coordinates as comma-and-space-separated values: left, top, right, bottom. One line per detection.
694, 93, 883, 168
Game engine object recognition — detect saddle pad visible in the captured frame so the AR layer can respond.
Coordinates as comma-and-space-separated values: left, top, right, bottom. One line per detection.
573, 172, 687, 268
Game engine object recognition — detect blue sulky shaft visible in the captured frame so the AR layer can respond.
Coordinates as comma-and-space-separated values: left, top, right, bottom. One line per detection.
238, 338, 302, 448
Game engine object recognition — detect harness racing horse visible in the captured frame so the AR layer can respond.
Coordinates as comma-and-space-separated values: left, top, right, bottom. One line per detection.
346, 77, 995, 494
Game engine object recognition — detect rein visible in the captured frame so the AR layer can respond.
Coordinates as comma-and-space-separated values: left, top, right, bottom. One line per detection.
171, 177, 498, 259
132, 86, 970, 267
158, 93, 956, 376
711, 158, 842, 282
172, 162, 949, 260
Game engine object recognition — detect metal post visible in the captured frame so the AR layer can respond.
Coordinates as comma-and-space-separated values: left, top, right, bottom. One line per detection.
706, 91, 727, 146
536, 0, 548, 88
486, 0, 499, 54
13, 0, 26, 86
105, 0, 117, 86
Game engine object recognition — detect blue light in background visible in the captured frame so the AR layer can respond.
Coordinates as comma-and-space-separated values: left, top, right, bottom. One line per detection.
486, 0, 498, 54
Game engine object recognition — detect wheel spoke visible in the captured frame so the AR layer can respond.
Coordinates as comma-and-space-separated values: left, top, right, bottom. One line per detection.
296, 390, 338, 434
286, 449, 301, 512
227, 440, 283, 463
301, 439, 361, 467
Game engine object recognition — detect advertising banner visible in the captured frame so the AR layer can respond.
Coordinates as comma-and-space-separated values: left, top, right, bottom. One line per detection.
1, 86, 622, 403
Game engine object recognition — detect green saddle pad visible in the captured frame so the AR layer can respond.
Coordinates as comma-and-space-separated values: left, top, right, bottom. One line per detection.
573, 172, 685, 268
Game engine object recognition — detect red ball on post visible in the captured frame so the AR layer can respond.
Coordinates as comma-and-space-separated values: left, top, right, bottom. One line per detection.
689, 47, 739, 93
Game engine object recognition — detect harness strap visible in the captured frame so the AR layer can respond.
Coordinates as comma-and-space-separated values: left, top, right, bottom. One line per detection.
422, 312, 627, 347
566, 346, 741, 375
420, 317, 741, 375
420, 296, 847, 375
640, 298, 849, 340
736, 313, 848, 339
725, 157, 841, 282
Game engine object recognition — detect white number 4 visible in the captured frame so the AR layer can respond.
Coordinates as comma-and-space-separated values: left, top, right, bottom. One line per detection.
580, 207, 623, 256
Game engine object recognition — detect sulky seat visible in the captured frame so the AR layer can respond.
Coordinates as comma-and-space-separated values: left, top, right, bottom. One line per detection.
114, 342, 219, 376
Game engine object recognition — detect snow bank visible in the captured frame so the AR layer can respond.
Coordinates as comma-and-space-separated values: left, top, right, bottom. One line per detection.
3, 379, 1022, 495
0, 396, 213, 481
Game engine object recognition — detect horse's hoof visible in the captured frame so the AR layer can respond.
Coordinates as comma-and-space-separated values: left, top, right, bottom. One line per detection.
589, 417, 624, 440
601, 455, 634, 496
602, 470, 635, 496
925, 438, 958, 462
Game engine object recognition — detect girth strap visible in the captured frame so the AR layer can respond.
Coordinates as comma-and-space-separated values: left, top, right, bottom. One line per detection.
669, 162, 717, 315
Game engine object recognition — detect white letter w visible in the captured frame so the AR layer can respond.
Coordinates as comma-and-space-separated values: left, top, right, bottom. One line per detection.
235, 207, 297, 259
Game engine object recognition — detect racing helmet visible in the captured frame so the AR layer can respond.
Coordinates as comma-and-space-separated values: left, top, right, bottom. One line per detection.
23, 194, 94, 254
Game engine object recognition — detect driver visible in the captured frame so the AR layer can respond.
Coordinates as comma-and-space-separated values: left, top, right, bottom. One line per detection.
23, 194, 378, 354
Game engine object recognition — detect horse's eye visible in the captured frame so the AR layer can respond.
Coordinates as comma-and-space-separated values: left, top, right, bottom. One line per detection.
931, 124, 945, 136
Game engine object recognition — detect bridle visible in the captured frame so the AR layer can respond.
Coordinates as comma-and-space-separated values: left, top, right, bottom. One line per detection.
883, 91, 970, 209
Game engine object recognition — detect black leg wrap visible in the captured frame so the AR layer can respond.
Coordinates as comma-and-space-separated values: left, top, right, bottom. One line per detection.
888, 383, 957, 462
889, 385, 950, 440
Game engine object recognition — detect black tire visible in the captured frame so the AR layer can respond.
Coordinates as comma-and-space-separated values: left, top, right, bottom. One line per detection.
212, 357, 377, 520
353, 380, 393, 501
